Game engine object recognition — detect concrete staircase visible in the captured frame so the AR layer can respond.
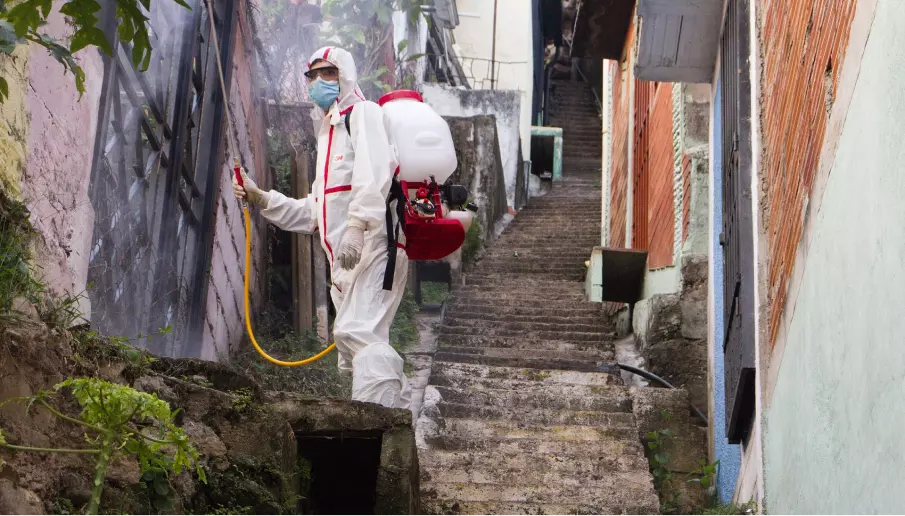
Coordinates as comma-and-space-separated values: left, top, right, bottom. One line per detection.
418, 177, 664, 514
416, 80, 704, 515
550, 80, 602, 180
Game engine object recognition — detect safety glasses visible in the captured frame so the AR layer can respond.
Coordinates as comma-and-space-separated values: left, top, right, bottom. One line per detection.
305, 67, 339, 81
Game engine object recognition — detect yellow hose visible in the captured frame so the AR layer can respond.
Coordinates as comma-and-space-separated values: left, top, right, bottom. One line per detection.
243, 205, 335, 367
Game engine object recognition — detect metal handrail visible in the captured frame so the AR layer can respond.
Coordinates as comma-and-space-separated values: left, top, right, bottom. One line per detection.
575, 64, 603, 115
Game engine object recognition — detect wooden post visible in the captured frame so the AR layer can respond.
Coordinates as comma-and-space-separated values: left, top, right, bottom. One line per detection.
290, 147, 314, 333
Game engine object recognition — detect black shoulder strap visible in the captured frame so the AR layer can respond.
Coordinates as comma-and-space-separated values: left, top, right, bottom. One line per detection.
344, 106, 353, 137
382, 177, 406, 291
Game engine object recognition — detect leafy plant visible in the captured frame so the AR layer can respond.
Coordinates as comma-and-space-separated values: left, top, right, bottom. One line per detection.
644, 427, 674, 490
0, 0, 190, 101
0, 377, 204, 514
689, 459, 720, 508
319, 0, 427, 97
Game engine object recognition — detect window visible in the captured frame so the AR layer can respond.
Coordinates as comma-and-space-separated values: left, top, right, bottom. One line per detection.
719, 0, 756, 444
87, 0, 236, 357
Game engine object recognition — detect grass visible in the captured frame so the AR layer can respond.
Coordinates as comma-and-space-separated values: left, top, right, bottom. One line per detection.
389, 288, 418, 353
698, 502, 756, 515
0, 190, 42, 313
419, 281, 449, 305
461, 218, 483, 265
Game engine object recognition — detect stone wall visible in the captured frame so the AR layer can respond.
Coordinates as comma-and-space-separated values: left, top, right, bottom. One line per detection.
444, 115, 508, 246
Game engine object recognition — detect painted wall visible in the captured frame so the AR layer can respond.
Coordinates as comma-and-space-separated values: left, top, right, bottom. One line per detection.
422, 84, 521, 207
21, 11, 105, 321
2, 0, 266, 361
452, 0, 533, 159
763, 2, 905, 511
709, 79, 741, 504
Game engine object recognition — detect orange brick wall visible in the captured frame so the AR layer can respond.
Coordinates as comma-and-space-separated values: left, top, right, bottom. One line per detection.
646, 83, 675, 268
609, 59, 630, 248
761, 0, 857, 346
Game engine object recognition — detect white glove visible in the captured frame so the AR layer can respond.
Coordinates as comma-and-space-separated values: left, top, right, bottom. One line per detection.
337, 219, 366, 270
232, 169, 268, 207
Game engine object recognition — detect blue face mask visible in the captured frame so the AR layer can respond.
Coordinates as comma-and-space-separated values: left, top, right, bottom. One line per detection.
309, 78, 340, 111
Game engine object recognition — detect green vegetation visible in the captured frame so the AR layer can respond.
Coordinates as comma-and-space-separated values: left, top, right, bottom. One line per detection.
390, 288, 418, 352
0, 0, 190, 101
0, 378, 204, 514
461, 218, 484, 265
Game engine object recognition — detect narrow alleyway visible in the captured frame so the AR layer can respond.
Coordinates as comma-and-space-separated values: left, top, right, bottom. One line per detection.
417, 81, 673, 514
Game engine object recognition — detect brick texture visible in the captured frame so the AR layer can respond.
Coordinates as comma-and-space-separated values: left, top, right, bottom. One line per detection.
761, 0, 857, 346
646, 83, 675, 268
200, 0, 270, 360
609, 58, 630, 248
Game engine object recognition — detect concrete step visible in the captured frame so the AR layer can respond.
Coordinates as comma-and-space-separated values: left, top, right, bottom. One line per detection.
430, 361, 621, 388
436, 336, 612, 354
445, 304, 603, 318
443, 311, 607, 326
463, 273, 587, 284
421, 477, 658, 510
469, 265, 587, 276
448, 291, 588, 304
436, 346, 613, 365
446, 301, 602, 315
432, 384, 629, 413
439, 403, 636, 427
430, 372, 626, 400
432, 351, 602, 372
420, 500, 624, 515
440, 317, 609, 334
436, 416, 635, 442
445, 297, 597, 311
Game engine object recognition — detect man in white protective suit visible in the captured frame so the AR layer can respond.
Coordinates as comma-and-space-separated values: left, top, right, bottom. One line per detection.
232, 46, 411, 410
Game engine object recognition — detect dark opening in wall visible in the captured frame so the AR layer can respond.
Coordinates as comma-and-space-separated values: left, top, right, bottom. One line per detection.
297, 431, 384, 515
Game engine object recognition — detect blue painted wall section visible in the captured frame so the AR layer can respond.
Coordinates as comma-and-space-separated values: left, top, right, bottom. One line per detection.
712, 79, 741, 503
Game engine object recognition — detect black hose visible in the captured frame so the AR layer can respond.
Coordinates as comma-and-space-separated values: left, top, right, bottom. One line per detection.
616, 363, 709, 425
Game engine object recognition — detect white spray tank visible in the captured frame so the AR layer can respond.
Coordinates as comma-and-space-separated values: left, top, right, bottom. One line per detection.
379, 90, 475, 232
379, 90, 457, 183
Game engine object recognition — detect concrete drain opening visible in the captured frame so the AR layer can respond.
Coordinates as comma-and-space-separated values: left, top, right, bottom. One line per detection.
297, 431, 384, 515
267, 395, 420, 514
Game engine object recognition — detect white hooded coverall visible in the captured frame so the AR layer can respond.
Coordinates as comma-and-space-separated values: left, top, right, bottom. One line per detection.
258, 47, 411, 410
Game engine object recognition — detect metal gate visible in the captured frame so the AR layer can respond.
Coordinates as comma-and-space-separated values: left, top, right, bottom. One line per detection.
87, 0, 236, 357
720, 0, 756, 444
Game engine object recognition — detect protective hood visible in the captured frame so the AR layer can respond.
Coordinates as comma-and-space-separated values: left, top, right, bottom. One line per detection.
307, 46, 366, 121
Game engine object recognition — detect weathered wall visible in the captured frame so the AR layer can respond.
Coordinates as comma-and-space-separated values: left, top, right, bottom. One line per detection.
444, 114, 508, 243
451, 0, 534, 159
609, 59, 630, 248
760, 0, 857, 347
0, 0, 268, 361
763, 2, 905, 511
201, 2, 271, 360
422, 85, 521, 208
646, 83, 674, 268
19, 12, 105, 319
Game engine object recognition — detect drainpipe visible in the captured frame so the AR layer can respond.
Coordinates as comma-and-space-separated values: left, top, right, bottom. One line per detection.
490, 0, 498, 89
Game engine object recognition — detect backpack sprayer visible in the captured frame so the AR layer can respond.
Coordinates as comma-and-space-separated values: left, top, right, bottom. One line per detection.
208, 1, 474, 367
